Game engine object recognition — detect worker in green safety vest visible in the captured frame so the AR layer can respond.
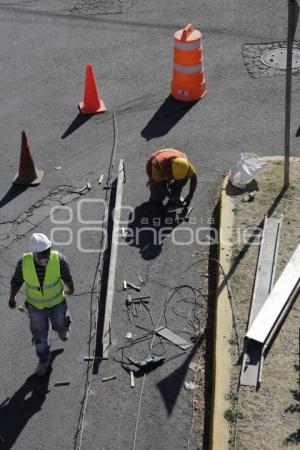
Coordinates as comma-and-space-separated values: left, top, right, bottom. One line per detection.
9, 233, 74, 376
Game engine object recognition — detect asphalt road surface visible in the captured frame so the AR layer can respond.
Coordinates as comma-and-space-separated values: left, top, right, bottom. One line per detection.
0, 1, 300, 449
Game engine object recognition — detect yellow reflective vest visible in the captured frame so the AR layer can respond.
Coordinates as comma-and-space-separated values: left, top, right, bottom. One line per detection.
22, 250, 64, 310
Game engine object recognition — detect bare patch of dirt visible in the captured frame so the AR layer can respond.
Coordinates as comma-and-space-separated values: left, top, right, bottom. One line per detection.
226, 158, 300, 449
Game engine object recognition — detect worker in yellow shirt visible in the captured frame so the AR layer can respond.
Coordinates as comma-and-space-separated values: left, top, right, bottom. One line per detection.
146, 149, 197, 207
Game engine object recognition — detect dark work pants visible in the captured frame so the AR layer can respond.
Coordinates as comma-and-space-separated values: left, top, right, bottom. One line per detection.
149, 178, 188, 203
27, 301, 70, 361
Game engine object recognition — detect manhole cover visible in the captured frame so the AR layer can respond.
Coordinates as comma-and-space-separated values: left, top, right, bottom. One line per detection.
260, 48, 300, 69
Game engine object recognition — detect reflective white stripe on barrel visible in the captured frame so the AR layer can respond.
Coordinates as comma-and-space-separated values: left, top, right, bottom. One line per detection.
174, 40, 201, 51
173, 63, 203, 73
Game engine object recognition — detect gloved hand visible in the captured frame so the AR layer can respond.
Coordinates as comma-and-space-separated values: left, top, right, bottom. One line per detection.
8, 298, 16, 309
183, 193, 193, 206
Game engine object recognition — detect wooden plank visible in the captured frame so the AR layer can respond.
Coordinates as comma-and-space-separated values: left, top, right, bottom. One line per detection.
240, 217, 281, 386
248, 217, 282, 326
102, 160, 125, 358
246, 243, 300, 344
156, 326, 192, 350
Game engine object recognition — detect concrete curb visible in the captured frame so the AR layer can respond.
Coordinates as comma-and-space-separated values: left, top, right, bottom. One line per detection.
210, 175, 234, 450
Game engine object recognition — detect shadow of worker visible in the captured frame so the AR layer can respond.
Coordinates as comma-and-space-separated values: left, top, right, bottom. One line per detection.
0, 350, 62, 449
125, 202, 180, 260
157, 333, 205, 415
141, 95, 198, 141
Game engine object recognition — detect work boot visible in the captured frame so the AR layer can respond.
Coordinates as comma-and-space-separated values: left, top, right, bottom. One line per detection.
58, 316, 72, 341
35, 355, 52, 377
58, 329, 70, 341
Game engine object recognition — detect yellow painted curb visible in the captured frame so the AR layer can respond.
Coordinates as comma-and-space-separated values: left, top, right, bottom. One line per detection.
210, 175, 234, 450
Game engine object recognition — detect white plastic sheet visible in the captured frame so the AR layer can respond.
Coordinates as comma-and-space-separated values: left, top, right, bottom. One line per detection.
229, 153, 267, 189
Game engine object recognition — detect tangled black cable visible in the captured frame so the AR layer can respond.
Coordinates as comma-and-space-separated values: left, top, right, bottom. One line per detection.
113, 284, 207, 374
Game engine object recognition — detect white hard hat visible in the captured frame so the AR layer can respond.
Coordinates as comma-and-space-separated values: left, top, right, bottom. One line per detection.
30, 233, 51, 253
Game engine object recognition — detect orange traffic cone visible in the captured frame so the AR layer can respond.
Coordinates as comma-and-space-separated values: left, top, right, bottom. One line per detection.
13, 131, 44, 186
171, 24, 207, 101
78, 64, 106, 114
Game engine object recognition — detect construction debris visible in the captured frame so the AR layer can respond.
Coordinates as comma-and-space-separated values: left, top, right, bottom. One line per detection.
54, 380, 71, 387
156, 326, 193, 350
126, 282, 141, 292
81, 182, 92, 192
127, 354, 165, 369
126, 295, 150, 305
70, 183, 91, 195
137, 273, 144, 284
126, 295, 153, 323
102, 375, 117, 382
246, 243, 300, 345
123, 280, 141, 291
245, 242, 300, 388
240, 216, 282, 387
83, 356, 103, 361
130, 370, 135, 388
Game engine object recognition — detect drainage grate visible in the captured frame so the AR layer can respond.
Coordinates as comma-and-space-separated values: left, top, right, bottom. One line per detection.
242, 41, 300, 78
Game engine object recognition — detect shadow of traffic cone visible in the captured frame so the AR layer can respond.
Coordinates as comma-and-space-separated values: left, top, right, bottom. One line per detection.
78, 64, 106, 114
13, 131, 44, 186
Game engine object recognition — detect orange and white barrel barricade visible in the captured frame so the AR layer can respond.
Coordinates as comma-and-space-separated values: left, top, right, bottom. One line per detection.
171, 24, 207, 101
